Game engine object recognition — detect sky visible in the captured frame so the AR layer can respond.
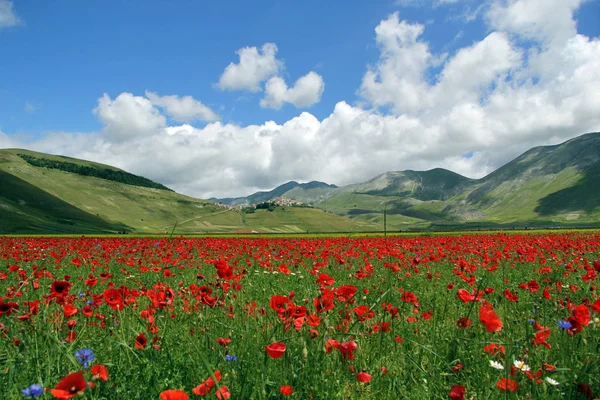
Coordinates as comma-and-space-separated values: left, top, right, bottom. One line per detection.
1, 0, 599, 198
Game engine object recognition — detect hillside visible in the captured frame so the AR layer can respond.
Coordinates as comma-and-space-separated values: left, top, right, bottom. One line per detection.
0, 149, 374, 234
232, 132, 600, 230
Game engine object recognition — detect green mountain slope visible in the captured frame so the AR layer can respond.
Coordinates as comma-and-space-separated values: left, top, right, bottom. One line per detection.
212, 181, 337, 206
278, 132, 600, 229
0, 149, 372, 234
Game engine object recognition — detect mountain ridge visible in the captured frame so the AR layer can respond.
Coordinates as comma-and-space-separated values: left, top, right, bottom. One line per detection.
1, 131, 599, 233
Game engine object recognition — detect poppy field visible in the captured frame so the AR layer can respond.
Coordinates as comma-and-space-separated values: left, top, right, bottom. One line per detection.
1, 233, 599, 399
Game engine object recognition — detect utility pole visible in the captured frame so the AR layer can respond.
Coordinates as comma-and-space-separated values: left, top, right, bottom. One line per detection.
383, 204, 387, 238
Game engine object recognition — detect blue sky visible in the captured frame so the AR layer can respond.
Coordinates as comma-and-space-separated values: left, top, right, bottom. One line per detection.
1, 0, 600, 197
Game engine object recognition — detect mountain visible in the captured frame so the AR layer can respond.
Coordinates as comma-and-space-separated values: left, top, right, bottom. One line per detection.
0, 149, 374, 234
212, 181, 337, 206
2, 132, 598, 234
234, 132, 600, 230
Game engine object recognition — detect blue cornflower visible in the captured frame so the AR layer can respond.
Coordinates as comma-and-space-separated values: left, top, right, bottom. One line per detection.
225, 354, 238, 361
557, 320, 572, 329
21, 384, 43, 398
78, 292, 85, 297
74, 348, 95, 369
528, 319, 535, 324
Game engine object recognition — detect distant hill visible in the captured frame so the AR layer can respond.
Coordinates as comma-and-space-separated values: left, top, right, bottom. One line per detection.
0, 149, 374, 234
225, 132, 600, 230
212, 181, 337, 206
2, 132, 598, 234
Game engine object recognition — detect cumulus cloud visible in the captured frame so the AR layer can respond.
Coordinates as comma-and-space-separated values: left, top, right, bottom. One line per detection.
217, 43, 281, 92
260, 72, 325, 109
93, 93, 166, 141
0, 0, 19, 29
5, 2, 600, 199
486, 0, 584, 45
145, 91, 219, 123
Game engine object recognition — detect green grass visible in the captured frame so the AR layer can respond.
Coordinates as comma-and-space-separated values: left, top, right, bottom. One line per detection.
1, 234, 599, 399
0, 149, 372, 234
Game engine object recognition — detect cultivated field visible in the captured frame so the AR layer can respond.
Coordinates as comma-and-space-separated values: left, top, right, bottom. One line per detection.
1, 233, 599, 399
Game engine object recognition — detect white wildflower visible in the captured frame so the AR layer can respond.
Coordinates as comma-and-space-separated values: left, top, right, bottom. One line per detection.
545, 377, 559, 386
489, 360, 504, 370
514, 360, 530, 372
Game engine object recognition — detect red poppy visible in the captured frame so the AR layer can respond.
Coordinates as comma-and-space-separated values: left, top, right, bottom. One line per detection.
50, 281, 71, 297
457, 318, 471, 328
280, 385, 293, 396
265, 342, 286, 359
479, 303, 503, 332
496, 378, 518, 392
103, 289, 125, 311
576, 382, 594, 399
0, 301, 19, 317
592, 297, 600, 314
192, 370, 222, 396
483, 343, 505, 355
270, 295, 289, 314
63, 304, 78, 317
572, 304, 590, 326
215, 386, 230, 400
457, 289, 475, 303
159, 390, 189, 400
91, 364, 109, 381
51, 371, 87, 399
449, 384, 465, 400
135, 333, 147, 349
357, 372, 372, 383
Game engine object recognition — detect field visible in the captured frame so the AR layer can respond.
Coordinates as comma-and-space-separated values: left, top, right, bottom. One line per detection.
1, 233, 599, 399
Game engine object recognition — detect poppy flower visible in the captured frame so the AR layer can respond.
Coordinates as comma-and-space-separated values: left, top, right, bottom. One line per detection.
457, 289, 475, 303
192, 370, 222, 395
479, 303, 503, 332
496, 378, 518, 392
280, 385, 293, 396
63, 304, 78, 317
135, 333, 147, 349
103, 289, 124, 311
449, 384, 465, 400
457, 318, 471, 328
50, 281, 71, 297
90, 364, 109, 381
265, 342, 286, 359
215, 386, 230, 400
0, 301, 19, 317
572, 304, 591, 326
357, 372, 372, 383
50, 371, 87, 399
159, 390, 189, 400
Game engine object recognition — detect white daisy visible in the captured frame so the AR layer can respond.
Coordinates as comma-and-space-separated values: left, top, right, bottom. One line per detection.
545, 377, 559, 386
489, 360, 504, 370
514, 360, 530, 372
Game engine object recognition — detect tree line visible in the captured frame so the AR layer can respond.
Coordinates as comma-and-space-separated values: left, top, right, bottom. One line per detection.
18, 154, 173, 191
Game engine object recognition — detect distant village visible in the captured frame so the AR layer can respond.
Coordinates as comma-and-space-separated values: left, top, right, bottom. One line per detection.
214, 196, 308, 211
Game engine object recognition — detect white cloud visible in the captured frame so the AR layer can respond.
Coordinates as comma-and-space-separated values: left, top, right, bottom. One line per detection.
5, 3, 600, 199
260, 72, 325, 109
93, 93, 166, 141
217, 43, 281, 92
145, 91, 218, 123
359, 13, 434, 114
486, 0, 584, 45
0, 0, 19, 29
